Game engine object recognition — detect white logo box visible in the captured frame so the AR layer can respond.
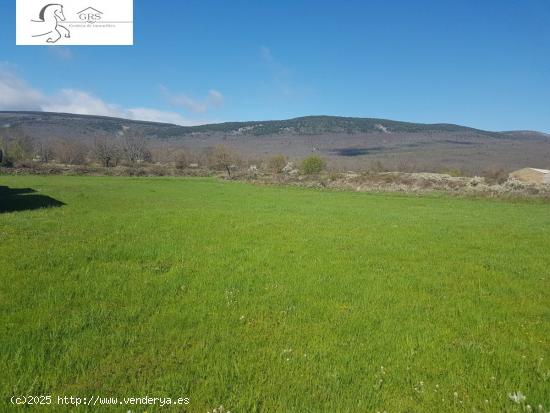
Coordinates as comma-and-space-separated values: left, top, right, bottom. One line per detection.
16, 0, 133, 45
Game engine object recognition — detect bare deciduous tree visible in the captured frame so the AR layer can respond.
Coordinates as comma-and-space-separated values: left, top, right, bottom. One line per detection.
55, 139, 87, 165
211, 145, 239, 177
0, 126, 34, 165
36, 140, 55, 163
120, 129, 150, 163
93, 136, 120, 167
173, 149, 188, 169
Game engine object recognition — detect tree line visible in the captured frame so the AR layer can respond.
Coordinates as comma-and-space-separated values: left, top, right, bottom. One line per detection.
0, 125, 328, 176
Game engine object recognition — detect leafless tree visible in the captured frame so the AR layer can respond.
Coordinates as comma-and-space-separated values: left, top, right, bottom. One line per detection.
148, 141, 174, 164
0, 126, 34, 165
211, 145, 239, 177
120, 129, 150, 163
36, 140, 55, 163
93, 136, 121, 167
54, 139, 87, 165
173, 149, 188, 169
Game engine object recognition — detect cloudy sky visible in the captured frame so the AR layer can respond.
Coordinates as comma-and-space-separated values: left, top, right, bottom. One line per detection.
1, 0, 549, 131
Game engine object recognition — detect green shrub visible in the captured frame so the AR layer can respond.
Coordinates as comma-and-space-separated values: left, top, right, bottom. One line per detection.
445, 169, 462, 177
267, 154, 287, 173
300, 155, 326, 175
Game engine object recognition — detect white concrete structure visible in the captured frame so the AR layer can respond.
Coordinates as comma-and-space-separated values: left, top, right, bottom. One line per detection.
510, 168, 550, 184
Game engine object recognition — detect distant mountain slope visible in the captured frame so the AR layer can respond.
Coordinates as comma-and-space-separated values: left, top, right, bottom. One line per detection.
1, 111, 549, 172
181, 115, 498, 136
500, 130, 550, 141
0, 111, 506, 138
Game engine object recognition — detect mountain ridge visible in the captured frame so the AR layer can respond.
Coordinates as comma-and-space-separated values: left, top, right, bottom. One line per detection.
2, 111, 549, 172
2, 111, 547, 139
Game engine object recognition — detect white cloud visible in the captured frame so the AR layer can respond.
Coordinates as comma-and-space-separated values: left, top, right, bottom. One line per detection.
0, 65, 45, 110
0, 67, 204, 126
260, 46, 273, 63
259, 46, 295, 97
208, 89, 224, 107
165, 93, 207, 113
125, 108, 197, 126
42, 89, 126, 117
160, 85, 224, 113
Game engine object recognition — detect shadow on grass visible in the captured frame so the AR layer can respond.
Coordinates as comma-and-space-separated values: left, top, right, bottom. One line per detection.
0, 186, 65, 213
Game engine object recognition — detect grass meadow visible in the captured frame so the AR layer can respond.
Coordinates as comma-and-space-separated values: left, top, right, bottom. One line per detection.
0, 175, 549, 412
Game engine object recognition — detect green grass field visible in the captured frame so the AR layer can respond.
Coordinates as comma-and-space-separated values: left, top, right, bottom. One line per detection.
1, 175, 549, 412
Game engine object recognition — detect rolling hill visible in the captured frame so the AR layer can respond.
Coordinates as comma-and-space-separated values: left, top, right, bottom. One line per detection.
1, 111, 549, 172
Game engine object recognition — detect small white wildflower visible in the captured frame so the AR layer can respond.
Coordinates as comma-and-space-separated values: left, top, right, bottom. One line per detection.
420, 381, 424, 386
453, 392, 458, 398
526, 405, 532, 412
508, 391, 526, 404
485, 400, 489, 404
538, 405, 543, 411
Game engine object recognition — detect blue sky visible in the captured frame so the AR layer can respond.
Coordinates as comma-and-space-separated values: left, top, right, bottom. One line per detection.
1, 0, 549, 131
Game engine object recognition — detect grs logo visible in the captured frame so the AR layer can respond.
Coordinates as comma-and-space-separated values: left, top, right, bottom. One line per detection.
16, 0, 133, 46
77, 7, 103, 23
31, 3, 70, 43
